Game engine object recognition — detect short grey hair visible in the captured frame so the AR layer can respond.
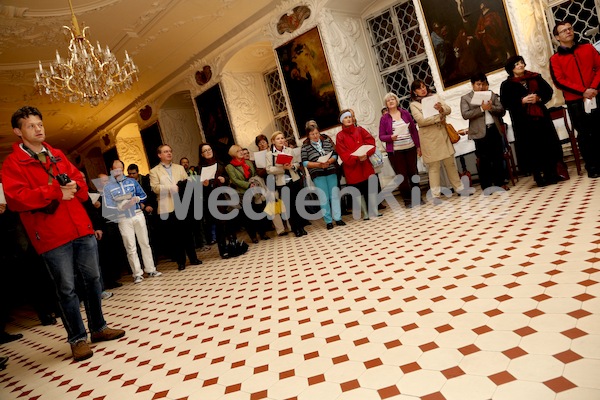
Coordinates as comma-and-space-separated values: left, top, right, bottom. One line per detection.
383, 92, 400, 104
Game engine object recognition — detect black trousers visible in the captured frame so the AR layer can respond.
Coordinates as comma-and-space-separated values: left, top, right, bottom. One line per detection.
474, 126, 506, 189
387, 147, 419, 200
567, 100, 600, 175
276, 179, 304, 231
163, 212, 198, 265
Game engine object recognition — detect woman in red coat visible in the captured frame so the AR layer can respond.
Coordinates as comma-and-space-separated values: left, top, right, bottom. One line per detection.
335, 109, 381, 219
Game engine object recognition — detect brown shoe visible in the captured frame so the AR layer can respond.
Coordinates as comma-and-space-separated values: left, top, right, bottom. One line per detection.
71, 340, 93, 361
90, 327, 125, 343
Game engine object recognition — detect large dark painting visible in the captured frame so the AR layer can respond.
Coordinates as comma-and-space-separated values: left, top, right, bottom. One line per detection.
277, 27, 341, 136
140, 122, 162, 168
418, 0, 517, 88
194, 84, 235, 163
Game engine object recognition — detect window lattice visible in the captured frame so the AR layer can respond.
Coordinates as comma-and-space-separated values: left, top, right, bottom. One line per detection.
264, 69, 294, 138
367, 0, 433, 108
548, 0, 599, 45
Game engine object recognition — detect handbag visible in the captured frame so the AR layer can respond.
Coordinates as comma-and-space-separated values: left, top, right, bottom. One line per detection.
444, 122, 460, 144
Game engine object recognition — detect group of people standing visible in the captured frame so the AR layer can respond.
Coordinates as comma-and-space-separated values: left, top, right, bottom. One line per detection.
380, 20, 599, 204
1, 20, 597, 368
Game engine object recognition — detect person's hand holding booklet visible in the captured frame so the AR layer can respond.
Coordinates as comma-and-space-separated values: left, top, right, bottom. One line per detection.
275, 153, 294, 165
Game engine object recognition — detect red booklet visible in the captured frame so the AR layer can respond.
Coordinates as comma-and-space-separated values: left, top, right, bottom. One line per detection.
275, 153, 294, 165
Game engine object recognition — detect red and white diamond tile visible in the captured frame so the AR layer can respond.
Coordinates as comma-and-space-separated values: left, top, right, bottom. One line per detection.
1, 173, 599, 400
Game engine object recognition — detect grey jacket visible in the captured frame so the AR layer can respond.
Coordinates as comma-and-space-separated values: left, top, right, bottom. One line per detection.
460, 91, 506, 140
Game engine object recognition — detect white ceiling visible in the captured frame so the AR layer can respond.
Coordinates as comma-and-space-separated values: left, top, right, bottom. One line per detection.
0, 0, 374, 164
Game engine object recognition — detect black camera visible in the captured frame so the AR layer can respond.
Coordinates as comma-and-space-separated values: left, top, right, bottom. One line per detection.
56, 173, 71, 186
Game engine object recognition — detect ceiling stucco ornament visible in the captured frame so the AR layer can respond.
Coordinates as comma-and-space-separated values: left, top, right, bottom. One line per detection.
188, 55, 225, 97
139, 105, 152, 121
265, 0, 322, 45
195, 66, 212, 86
0, 5, 28, 18
277, 5, 311, 35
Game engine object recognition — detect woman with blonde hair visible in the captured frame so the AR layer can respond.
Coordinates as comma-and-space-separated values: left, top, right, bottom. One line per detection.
409, 80, 464, 203
379, 92, 422, 207
266, 131, 307, 237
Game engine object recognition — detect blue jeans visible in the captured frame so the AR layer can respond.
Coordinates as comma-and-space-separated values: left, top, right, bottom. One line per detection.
42, 235, 106, 344
313, 173, 341, 224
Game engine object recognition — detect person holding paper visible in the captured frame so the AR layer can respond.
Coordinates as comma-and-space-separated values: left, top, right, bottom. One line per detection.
199, 143, 244, 259
409, 80, 464, 203
253, 135, 270, 179
105, 160, 160, 284
460, 72, 508, 192
500, 56, 563, 187
336, 110, 380, 219
379, 92, 422, 208
266, 131, 307, 237
226, 144, 270, 243
150, 144, 203, 271
550, 20, 600, 179
301, 120, 345, 229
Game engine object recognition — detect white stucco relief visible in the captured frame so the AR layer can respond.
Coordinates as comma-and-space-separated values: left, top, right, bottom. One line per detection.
221, 72, 262, 137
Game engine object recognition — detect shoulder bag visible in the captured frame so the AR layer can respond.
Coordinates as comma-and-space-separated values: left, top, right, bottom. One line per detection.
444, 122, 460, 144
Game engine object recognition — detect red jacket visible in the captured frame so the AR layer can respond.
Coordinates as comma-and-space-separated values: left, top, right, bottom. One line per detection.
2, 142, 93, 254
549, 43, 600, 102
335, 125, 376, 184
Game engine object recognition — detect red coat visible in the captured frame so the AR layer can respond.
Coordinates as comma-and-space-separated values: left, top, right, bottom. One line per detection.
550, 43, 600, 102
335, 125, 376, 184
2, 142, 94, 254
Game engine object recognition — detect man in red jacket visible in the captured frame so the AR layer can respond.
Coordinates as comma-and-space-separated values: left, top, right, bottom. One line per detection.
549, 20, 600, 179
3, 106, 125, 361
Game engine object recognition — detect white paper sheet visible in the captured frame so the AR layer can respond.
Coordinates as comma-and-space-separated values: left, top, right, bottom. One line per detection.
88, 192, 100, 203
0, 183, 5, 204
470, 90, 492, 105
421, 95, 440, 119
253, 150, 267, 169
200, 164, 217, 182
351, 145, 374, 157
317, 151, 332, 163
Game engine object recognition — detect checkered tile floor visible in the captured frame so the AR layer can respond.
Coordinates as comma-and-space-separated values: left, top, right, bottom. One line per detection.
2, 171, 599, 400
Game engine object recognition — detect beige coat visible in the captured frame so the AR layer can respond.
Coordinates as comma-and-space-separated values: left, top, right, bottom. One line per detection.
149, 163, 188, 215
409, 99, 455, 164
265, 147, 302, 187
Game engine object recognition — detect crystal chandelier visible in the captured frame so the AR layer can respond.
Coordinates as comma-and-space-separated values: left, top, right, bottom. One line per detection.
34, 0, 138, 107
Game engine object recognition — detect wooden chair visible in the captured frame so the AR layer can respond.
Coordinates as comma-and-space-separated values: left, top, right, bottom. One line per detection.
549, 106, 582, 176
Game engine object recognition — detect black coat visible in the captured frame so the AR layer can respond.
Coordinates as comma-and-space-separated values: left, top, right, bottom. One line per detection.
500, 72, 563, 174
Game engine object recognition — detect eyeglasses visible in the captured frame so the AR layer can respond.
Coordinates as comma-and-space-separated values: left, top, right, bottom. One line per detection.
557, 26, 573, 35
201, 148, 212, 154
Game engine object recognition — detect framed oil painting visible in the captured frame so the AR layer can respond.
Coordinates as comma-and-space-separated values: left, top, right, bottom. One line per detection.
417, 0, 517, 88
276, 27, 341, 136
194, 84, 235, 163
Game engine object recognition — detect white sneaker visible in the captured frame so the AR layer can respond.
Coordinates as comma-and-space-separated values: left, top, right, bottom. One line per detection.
133, 275, 144, 284
148, 271, 162, 277
101, 291, 113, 300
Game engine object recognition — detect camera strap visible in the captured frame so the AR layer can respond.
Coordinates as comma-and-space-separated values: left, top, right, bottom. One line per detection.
22, 144, 60, 185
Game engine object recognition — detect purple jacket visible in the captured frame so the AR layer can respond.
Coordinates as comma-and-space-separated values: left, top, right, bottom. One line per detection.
379, 109, 420, 153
